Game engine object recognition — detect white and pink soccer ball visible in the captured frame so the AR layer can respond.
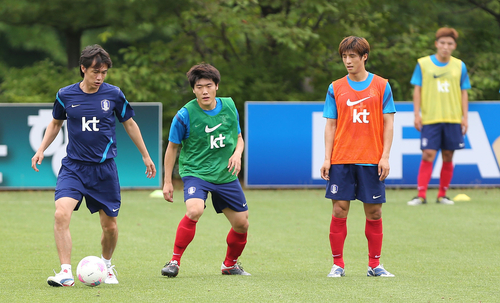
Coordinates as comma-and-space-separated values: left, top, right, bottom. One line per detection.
76, 256, 107, 287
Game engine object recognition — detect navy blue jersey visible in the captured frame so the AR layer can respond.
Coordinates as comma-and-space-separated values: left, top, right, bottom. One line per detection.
53, 82, 135, 163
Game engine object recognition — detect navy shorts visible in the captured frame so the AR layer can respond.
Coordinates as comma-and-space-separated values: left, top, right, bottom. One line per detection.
325, 164, 386, 203
55, 157, 121, 217
421, 123, 464, 151
182, 176, 248, 213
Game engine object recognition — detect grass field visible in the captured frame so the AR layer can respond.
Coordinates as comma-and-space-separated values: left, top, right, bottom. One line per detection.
1, 187, 499, 302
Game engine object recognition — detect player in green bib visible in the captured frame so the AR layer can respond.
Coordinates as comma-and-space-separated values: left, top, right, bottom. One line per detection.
179, 97, 239, 184
161, 63, 250, 277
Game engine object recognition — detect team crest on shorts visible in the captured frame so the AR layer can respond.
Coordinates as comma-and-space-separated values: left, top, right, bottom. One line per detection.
330, 184, 338, 194
422, 138, 428, 147
101, 99, 110, 111
188, 186, 196, 195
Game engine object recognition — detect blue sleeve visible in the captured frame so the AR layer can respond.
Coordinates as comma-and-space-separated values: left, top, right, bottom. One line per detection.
115, 90, 135, 122
236, 109, 241, 135
460, 62, 471, 90
168, 108, 189, 144
52, 91, 67, 120
382, 82, 396, 114
410, 63, 422, 86
323, 84, 337, 119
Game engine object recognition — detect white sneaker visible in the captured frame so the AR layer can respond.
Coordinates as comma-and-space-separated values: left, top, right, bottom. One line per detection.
47, 268, 75, 287
105, 265, 119, 284
407, 196, 427, 205
437, 196, 455, 205
327, 264, 345, 277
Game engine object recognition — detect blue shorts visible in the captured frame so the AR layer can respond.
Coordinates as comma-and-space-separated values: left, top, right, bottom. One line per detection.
325, 164, 386, 203
182, 176, 248, 213
55, 157, 121, 217
421, 123, 464, 151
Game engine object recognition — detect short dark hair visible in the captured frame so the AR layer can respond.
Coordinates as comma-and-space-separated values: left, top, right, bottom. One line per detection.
79, 44, 112, 78
186, 63, 221, 88
436, 27, 459, 42
338, 36, 370, 63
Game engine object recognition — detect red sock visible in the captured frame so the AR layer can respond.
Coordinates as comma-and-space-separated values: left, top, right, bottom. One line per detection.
438, 161, 454, 198
329, 216, 347, 268
171, 215, 197, 265
417, 160, 433, 198
365, 218, 383, 268
224, 228, 247, 267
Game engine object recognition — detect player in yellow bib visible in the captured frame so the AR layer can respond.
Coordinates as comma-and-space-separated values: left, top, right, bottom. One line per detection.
407, 27, 471, 206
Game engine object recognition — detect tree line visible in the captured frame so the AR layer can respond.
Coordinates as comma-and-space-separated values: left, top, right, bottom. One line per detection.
1, 0, 499, 138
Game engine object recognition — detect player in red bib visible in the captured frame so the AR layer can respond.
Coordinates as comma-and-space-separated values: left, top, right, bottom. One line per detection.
320, 36, 396, 278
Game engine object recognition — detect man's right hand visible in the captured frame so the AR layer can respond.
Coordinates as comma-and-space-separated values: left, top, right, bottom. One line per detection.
414, 115, 422, 132
163, 182, 174, 202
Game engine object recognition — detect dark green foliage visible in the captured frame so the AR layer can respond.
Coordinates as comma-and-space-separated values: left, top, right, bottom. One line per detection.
1, 0, 499, 137
0, 60, 80, 103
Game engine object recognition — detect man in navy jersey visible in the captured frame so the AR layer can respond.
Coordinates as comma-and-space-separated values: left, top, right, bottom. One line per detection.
161, 63, 250, 277
31, 45, 156, 287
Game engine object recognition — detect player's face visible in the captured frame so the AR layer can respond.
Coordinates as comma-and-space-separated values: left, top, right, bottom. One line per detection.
435, 37, 456, 61
342, 51, 367, 75
193, 78, 218, 110
81, 62, 108, 93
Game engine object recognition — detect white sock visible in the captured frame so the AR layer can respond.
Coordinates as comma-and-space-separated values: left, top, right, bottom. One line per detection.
101, 255, 112, 267
61, 264, 72, 272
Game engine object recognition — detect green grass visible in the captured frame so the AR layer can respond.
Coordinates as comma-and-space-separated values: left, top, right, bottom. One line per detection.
1, 187, 499, 302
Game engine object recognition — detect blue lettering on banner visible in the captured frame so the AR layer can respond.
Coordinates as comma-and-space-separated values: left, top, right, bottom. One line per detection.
245, 101, 500, 188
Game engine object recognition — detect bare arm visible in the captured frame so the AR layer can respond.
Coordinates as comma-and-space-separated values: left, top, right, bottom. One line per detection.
163, 142, 180, 202
122, 118, 156, 179
379, 113, 395, 181
31, 119, 64, 172
227, 133, 244, 176
320, 118, 337, 181
413, 85, 422, 131
461, 89, 469, 135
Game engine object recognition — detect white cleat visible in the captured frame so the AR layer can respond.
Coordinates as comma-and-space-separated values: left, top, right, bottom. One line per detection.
407, 196, 427, 205
47, 268, 75, 287
437, 196, 454, 205
367, 264, 395, 277
327, 264, 345, 277
105, 265, 119, 284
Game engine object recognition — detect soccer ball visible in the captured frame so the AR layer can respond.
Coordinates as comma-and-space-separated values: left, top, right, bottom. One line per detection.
76, 256, 107, 287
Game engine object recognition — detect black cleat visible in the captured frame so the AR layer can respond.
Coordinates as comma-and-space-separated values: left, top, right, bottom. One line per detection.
221, 262, 251, 275
161, 260, 179, 277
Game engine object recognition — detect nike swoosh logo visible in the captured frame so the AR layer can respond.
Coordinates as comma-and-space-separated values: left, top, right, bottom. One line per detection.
205, 123, 222, 133
243, 203, 247, 207
112, 208, 119, 212
346, 97, 370, 106
459, 143, 465, 147
71, 104, 81, 107
373, 195, 382, 199
433, 73, 447, 78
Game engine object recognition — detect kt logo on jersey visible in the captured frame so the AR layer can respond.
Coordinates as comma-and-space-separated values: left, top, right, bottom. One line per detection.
347, 96, 370, 123
80, 99, 110, 131
205, 123, 226, 149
